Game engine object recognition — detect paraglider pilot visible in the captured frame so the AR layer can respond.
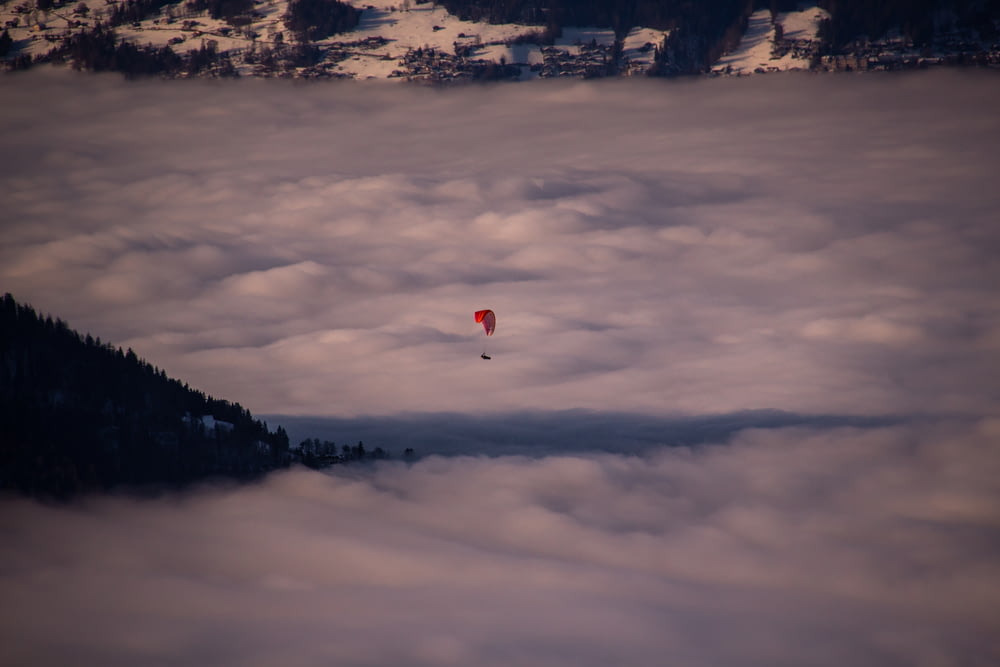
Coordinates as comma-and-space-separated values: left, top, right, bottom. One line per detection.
475, 309, 495, 360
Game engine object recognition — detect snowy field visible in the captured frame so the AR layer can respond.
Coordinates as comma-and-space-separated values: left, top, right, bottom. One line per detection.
715, 6, 829, 74
2, 69, 999, 666
0, 0, 671, 78
325, 0, 543, 78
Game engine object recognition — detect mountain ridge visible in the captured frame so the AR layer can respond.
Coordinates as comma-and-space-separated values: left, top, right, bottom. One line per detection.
0, 293, 293, 498
3, 0, 998, 79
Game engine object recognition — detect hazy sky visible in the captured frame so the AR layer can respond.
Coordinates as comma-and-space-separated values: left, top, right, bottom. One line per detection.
2, 68, 999, 666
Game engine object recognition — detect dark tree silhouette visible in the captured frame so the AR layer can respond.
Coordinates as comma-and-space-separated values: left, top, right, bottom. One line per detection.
283, 0, 361, 42
186, 0, 255, 22
0, 29, 13, 58
0, 294, 291, 499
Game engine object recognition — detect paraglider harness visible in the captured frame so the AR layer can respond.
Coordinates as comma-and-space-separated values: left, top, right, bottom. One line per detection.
475, 310, 496, 360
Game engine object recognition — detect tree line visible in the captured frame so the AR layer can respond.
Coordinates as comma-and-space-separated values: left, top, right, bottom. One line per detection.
815, 0, 1000, 52
283, 0, 361, 42
296, 438, 412, 469
437, 0, 999, 72
5, 0, 999, 77
45, 23, 238, 77
12, 0, 359, 76
1, 294, 305, 499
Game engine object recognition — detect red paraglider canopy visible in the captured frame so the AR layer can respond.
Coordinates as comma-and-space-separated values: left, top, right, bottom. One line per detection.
474, 309, 496, 336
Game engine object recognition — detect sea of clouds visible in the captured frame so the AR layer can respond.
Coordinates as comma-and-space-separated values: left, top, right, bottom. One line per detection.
2, 68, 998, 418
2, 420, 999, 665
1, 68, 999, 665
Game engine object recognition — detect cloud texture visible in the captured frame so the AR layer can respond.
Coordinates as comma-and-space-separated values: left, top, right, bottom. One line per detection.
2, 69, 999, 666
2, 69, 999, 418
2, 420, 999, 666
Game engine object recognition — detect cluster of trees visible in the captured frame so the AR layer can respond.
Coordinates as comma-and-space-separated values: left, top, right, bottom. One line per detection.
816, 0, 1000, 52
1, 294, 289, 498
650, 0, 753, 74
108, 0, 178, 26
5, 0, 999, 77
186, 0, 255, 22
296, 438, 405, 469
51, 24, 237, 77
0, 29, 13, 58
438, 0, 753, 37
436, 0, 999, 73
283, 0, 360, 42
437, 0, 755, 71
243, 39, 328, 71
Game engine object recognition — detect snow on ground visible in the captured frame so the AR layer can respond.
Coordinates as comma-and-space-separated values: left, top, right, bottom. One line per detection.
780, 4, 829, 41
2, 0, 824, 79
1, 0, 286, 62
622, 26, 668, 71
715, 9, 775, 73
476, 41, 544, 79
713, 5, 828, 74
1, 1, 84, 60
557, 26, 615, 48
479, 42, 544, 66
0, 0, 548, 77
0, 0, 655, 79
329, 0, 542, 78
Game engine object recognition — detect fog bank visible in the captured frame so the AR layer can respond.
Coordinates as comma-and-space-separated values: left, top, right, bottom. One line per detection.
2, 421, 999, 666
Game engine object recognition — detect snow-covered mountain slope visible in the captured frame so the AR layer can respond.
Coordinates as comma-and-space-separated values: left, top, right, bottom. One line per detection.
0, 0, 821, 79
714, 6, 828, 75
1, 0, 651, 78
3, 1, 995, 79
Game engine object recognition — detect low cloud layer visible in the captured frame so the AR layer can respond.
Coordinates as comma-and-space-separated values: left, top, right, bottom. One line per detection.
3, 69, 999, 665
2, 69, 999, 418
269, 409, 900, 458
2, 420, 999, 666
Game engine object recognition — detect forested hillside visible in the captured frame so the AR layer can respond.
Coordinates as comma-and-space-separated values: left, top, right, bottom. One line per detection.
437, 0, 999, 43
816, 0, 999, 51
0, 294, 292, 498
2, 0, 998, 79
437, 0, 1000, 70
